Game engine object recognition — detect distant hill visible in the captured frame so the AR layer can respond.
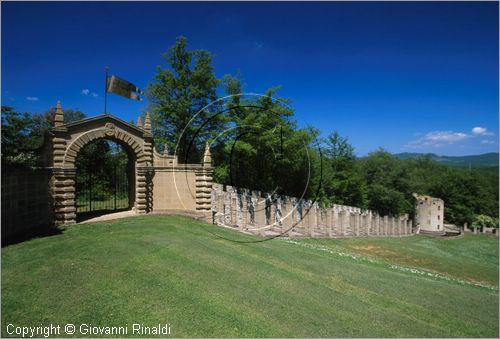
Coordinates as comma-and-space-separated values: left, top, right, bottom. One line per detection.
394, 152, 499, 168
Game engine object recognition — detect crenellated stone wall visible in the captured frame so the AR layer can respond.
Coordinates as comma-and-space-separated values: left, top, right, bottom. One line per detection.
211, 184, 413, 237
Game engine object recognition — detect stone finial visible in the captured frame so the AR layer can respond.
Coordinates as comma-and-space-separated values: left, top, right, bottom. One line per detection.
203, 142, 211, 166
163, 144, 169, 155
144, 112, 151, 132
136, 116, 143, 128
54, 101, 64, 127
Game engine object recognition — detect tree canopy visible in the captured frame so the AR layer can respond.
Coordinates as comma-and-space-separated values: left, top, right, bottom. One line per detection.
1, 106, 85, 165
147, 36, 222, 163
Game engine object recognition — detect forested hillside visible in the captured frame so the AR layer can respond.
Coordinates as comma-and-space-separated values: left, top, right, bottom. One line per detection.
395, 152, 499, 168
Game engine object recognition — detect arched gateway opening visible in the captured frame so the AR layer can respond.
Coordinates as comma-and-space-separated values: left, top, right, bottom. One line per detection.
49, 102, 155, 225
75, 139, 135, 222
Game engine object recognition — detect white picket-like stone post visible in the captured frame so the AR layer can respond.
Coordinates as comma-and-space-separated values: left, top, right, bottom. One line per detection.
240, 198, 247, 232
355, 212, 361, 236
339, 210, 346, 236
332, 208, 339, 237
255, 197, 266, 236
307, 202, 314, 237
350, 212, 356, 236
362, 213, 367, 236
326, 208, 333, 237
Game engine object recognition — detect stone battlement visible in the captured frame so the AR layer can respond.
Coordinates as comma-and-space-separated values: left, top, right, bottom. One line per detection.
211, 184, 413, 238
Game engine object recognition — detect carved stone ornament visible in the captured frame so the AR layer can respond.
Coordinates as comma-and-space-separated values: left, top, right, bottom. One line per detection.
104, 122, 116, 136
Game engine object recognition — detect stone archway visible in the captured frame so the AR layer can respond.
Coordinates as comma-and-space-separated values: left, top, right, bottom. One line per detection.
49, 102, 154, 225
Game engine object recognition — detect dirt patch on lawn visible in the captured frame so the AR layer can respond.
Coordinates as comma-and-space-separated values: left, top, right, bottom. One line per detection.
348, 244, 497, 286
350, 245, 398, 256
349, 245, 426, 265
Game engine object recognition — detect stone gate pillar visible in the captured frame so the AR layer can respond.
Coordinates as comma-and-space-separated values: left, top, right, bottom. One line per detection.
136, 113, 155, 213
195, 142, 213, 215
136, 165, 153, 213
51, 102, 77, 225
52, 168, 76, 226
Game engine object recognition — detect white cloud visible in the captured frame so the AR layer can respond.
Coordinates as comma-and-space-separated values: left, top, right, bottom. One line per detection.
472, 126, 494, 136
423, 131, 468, 142
404, 126, 497, 150
472, 127, 486, 134
480, 140, 495, 144
82, 89, 98, 97
404, 130, 469, 149
26, 96, 39, 101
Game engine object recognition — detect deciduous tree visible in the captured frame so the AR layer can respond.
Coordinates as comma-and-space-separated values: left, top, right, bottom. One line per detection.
147, 36, 222, 162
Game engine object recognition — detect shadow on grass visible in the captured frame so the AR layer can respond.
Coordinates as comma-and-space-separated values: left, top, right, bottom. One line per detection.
2, 208, 134, 247
2, 225, 63, 247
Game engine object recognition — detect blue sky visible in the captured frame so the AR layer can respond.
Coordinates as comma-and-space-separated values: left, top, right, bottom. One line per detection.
2, 1, 498, 156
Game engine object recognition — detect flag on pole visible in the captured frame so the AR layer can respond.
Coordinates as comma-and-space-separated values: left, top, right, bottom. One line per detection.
106, 75, 143, 100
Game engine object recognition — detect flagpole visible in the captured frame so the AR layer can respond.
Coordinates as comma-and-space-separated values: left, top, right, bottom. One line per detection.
104, 66, 109, 114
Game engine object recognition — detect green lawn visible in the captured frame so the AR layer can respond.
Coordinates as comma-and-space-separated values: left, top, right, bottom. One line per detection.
2, 215, 498, 337
298, 233, 499, 287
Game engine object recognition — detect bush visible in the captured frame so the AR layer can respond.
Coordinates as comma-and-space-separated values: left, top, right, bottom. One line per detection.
472, 214, 499, 229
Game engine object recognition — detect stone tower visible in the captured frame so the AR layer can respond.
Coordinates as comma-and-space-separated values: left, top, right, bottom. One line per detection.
413, 193, 444, 235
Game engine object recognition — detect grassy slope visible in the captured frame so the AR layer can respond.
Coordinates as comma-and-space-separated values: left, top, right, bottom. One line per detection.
2, 215, 498, 337
302, 235, 499, 286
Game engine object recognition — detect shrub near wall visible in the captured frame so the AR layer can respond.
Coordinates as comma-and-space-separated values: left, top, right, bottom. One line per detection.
1, 165, 53, 241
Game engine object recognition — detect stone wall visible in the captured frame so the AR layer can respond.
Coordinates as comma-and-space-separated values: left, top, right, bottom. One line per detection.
1, 165, 53, 239
211, 184, 413, 237
151, 146, 212, 213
